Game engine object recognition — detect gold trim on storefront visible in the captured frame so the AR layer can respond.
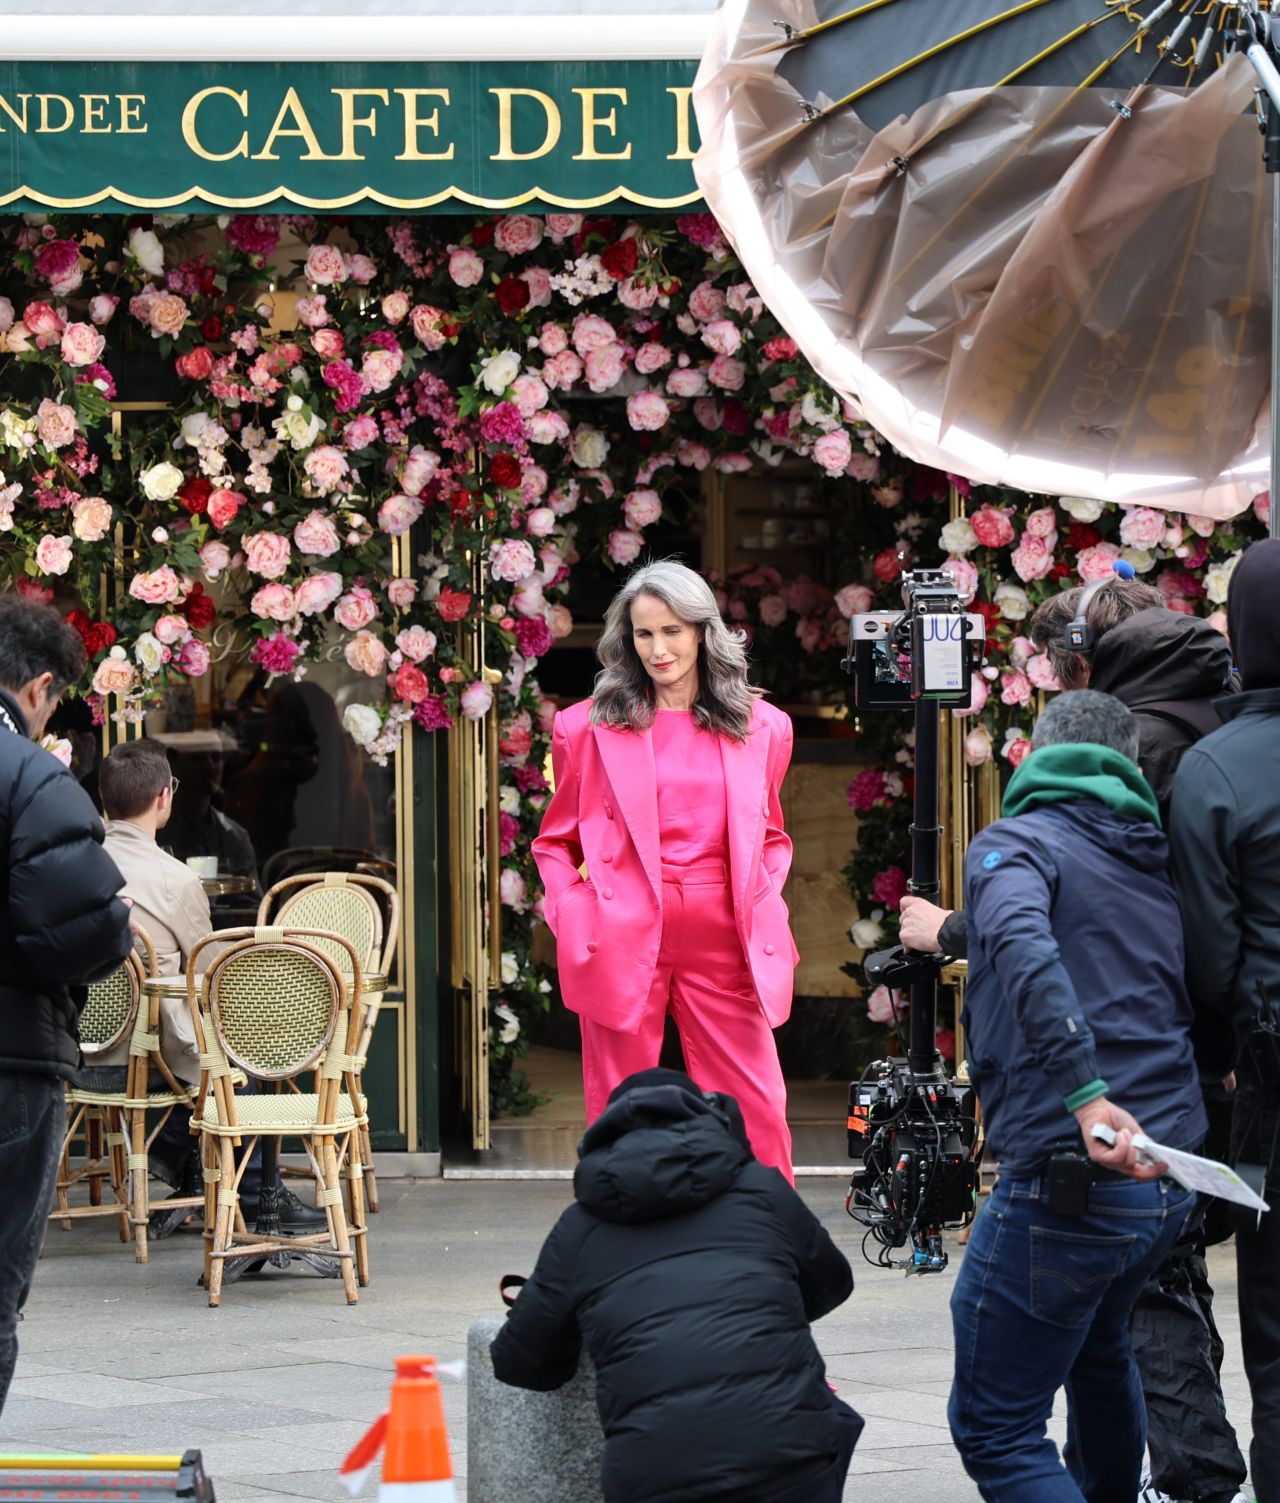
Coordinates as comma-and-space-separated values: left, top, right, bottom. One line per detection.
1, 185, 704, 212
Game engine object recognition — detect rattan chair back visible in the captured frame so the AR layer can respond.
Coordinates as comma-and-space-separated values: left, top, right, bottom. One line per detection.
78, 926, 159, 1057
260, 872, 399, 975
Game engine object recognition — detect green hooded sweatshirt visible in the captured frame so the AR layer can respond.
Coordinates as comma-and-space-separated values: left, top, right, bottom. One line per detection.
1002, 742, 1160, 827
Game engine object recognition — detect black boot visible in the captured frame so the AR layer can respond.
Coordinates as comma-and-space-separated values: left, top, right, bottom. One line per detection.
277, 1186, 330, 1235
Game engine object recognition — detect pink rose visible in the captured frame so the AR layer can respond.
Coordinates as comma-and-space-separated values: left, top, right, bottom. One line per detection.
1253, 494, 1270, 527
940, 557, 979, 601
462, 681, 494, 721
294, 572, 343, 616
623, 488, 663, 530
449, 248, 484, 287
525, 506, 557, 538
544, 214, 583, 240
511, 373, 549, 417
1118, 506, 1166, 551
1010, 537, 1055, 582
584, 345, 626, 393
970, 505, 1016, 548
627, 391, 670, 432
396, 625, 437, 662
295, 295, 330, 328
129, 566, 183, 605
688, 282, 726, 323
834, 583, 874, 618
676, 439, 711, 470
401, 446, 440, 496
813, 429, 853, 476
386, 577, 418, 608
707, 355, 745, 391
702, 318, 741, 357
177, 639, 210, 677
92, 655, 136, 697
758, 593, 787, 628
23, 302, 64, 338
618, 276, 660, 312
153, 614, 189, 646
251, 582, 297, 621
71, 496, 112, 542
547, 604, 573, 639
89, 295, 119, 326
1026, 653, 1060, 691
866, 986, 899, 1024
344, 414, 380, 450
293, 511, 342, 557
666, 367, 708, 399
963, 726, 994, 766
147, 293, 188, 338
542, 350, 583, 391
1207, 608, 1230, 637
303, 445, 350, 493
572, 314, 618, 355
60, 321, 106, 368
34, 534, 73, 576
538, 322, 568, 356
520, 467, 550, 505
35, 238, 83, 295
346, 254, 377, 286
36, 398, 77, 450
634, 343, 671, 376
243, 532, 292, 579
494, 215, 543, 255
608, 529, 644, 566
311, 328, 346, 359
1076, 543, 1122, 582
378, 493, 424, 536
1006, 736, 1032, 768
527, 410, 569, 445
361, 345, 403, 393
953, 675, 990, 717
1024, 506, 1058, 540
334, 586, 378, 631
199, 541, 232, 579
381, 290, 411, 324
1000, 670, 1033, 706
305, 244, 348, 286
490, 538, 538, 583
520, 267, 553, 309
848, 452, 880, 482
207, 488, 244, 530
344, 631, 387, 677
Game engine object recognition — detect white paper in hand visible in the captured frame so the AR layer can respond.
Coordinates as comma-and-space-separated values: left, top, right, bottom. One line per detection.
1132, 1135, 1270, 1213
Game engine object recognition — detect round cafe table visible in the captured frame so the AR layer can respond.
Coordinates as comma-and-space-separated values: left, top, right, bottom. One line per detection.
198, 874, 257, 900
142, 969, 384, 1280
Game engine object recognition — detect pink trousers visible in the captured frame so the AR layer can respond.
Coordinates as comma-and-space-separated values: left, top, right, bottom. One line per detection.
580, 859, 794, 1182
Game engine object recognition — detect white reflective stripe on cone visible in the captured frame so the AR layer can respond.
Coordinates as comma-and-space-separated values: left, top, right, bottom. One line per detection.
378, 1485, 457, 1502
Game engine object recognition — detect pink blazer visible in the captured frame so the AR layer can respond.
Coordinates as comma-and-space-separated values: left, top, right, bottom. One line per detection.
531, 697, 799, 1034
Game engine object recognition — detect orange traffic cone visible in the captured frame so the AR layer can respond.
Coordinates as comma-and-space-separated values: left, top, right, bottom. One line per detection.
340, 1356, 462, 1501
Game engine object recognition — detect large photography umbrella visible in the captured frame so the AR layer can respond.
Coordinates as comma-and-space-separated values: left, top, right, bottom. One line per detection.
694, 0, 1280, 521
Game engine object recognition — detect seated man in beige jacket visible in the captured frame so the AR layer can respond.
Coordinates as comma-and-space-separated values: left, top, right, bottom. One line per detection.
95, 740, 325, 1234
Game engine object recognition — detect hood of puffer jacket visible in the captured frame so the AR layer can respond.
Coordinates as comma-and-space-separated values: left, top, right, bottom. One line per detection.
1089, 608, 1232, 707
573, 1068, 752, 1224
1229, 538, 1280, 691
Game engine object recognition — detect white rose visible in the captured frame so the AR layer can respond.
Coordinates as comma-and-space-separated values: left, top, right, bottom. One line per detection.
1120, 546, 1156, 575
570, 426, 609, 469
500, 951, 519, 986
127, 227, 164, 276
494, 1002, 520, 1044
342, 703, 383, 747
1059, 495, 1105, 522
140, 461, 183, 501
939, 518, 979, 556
799, 391, 840, 432
479, 349, 521, 395
850, 918, 885, 950
180, 411, 211, 446
1204, 553, 1241, 605
273, 407, 323, 451
994, 580, 1031, 620
499, 785, 520, 816
134, 632, 165, 677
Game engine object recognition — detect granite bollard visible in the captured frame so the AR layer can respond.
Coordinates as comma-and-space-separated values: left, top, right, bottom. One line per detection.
467, 1316, 606, 1503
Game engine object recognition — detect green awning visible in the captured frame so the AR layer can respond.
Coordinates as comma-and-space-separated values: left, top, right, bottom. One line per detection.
0, 58, 703, 215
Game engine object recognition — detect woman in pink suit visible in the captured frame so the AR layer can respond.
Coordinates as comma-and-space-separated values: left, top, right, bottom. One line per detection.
532, 560, 799, 1180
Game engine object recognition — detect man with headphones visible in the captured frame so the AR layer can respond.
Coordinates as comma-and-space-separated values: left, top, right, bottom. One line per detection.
901, 563, 1244, 1503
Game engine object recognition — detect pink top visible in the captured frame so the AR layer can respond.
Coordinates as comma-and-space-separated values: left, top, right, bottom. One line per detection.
651, 710, 728, 866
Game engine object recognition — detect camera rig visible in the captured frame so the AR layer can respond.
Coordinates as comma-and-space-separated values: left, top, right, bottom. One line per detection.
841, 569, 984, 1273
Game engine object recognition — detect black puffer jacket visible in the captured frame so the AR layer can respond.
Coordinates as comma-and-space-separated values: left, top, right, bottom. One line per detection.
0, 689, 132, 1081
1089, 607, 1234, 822
490, 1069, 855, 1503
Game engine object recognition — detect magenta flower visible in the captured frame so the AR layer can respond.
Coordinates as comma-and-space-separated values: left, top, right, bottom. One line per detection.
250, 633, 302, 675
413, 695, 454, 732
847, 769, 888, 813
871, 866, 908, 910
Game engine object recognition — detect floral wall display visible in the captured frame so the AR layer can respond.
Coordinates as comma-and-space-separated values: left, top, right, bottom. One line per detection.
0, 212, 1265, 1099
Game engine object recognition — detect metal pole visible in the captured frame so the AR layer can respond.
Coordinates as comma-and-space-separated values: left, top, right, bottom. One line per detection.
907, 696, 942, 1078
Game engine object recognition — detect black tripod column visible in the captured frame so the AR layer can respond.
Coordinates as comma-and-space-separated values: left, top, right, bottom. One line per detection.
907, 697, 943, 1078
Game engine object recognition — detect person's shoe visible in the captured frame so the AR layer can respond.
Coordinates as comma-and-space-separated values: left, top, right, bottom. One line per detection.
277, 1186, 329, 1235
1137, 1466, 1184, 1503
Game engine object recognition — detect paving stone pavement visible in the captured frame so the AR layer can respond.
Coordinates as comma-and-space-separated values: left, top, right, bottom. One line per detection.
0, 1179, 1254, 1502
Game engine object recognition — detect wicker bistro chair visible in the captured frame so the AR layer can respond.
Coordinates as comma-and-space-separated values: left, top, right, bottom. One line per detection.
185, 926, 370, 1306
56, 926, 203, 1262
257, 873, 399, 1212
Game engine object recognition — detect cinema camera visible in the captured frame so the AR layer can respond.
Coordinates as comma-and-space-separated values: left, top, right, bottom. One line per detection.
841, 569, 985, 1273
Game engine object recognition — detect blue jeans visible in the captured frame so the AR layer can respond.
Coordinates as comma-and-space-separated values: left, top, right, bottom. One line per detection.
0, 1074, 66, 1415
948, 1172, 1194, 1503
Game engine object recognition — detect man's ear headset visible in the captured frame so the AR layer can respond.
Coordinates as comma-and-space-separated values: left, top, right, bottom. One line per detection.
1064, 559, 1137, 654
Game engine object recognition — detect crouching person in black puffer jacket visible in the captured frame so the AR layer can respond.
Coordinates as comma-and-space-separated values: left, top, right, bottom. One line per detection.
490, 1068, 861, 1503
0, 595, 133, 1414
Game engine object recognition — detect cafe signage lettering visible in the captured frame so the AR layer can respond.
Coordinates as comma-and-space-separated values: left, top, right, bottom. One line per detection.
0, 60, 703, 214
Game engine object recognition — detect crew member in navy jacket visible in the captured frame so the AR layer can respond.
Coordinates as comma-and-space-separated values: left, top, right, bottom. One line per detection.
947, 690, 1207, 1503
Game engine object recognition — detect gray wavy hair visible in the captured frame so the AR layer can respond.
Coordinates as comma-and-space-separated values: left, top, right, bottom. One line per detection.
590, 559, 761, 741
